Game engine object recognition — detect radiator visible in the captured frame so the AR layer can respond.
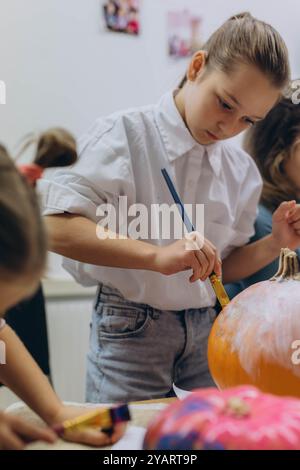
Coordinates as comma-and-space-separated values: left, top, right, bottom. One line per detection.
44, 280, 97, 403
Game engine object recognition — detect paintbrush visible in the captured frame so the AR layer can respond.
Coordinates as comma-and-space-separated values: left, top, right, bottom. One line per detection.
52, 404, 131, 436
161, 168, 230, 309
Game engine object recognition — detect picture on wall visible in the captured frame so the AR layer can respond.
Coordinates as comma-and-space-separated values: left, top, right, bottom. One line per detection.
103, 0, 140, 35
167, 10, 202, 58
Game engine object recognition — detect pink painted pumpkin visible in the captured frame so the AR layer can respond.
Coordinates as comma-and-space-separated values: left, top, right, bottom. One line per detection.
143, 386, 300, 450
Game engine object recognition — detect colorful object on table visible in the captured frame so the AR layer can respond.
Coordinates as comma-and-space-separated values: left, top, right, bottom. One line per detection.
53, 404, 131, 436
18, 163, 44, 185
161, 168, 230, 309
143, 385, 300, 450
208, 248, 300, 397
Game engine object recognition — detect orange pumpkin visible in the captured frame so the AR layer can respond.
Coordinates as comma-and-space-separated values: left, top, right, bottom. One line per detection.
208, 248, 300, 397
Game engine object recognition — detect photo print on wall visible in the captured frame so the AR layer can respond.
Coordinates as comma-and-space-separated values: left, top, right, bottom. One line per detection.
167, 9, 202, 59
103, 0, 140, 35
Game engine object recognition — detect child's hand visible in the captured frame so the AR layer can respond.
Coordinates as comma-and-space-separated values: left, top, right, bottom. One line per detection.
153, 232, 222, 282
272, 201, 300, 250
0, 411, 56, 450
49, 405, 126, 447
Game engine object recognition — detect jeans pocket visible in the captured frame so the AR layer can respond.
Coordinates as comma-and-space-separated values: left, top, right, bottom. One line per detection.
97, 304, 152, 339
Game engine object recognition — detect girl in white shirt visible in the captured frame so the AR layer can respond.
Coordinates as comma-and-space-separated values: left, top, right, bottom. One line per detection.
42, 13, 300, 403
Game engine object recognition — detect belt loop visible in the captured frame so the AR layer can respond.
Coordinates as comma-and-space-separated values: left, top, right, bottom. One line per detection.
208, 306, 217, 322
149, 306, 160, 320
94, 283, 103, 311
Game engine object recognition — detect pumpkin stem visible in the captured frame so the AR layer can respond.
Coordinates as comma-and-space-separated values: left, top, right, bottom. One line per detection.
224, 397, 250, 418
270, 248, 300, 281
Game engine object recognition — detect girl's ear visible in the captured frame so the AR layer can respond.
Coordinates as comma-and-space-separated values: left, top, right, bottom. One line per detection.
187, 51, 207, 82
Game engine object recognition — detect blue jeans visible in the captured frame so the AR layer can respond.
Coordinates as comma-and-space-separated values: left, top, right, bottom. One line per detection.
86, 283, 217, 403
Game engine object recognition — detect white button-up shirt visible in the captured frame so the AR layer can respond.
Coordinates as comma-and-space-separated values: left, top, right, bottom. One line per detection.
39, 91, 262, 310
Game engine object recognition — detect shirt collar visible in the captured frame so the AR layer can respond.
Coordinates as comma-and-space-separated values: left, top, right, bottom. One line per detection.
154, 91, 222, 177
206, 141, 222, 178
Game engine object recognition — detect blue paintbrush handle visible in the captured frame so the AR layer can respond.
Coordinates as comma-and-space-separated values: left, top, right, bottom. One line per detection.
161, 168, 230, 308
161, 168, 195, 233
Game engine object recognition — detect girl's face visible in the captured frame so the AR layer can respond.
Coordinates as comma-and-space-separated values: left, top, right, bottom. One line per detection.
283, 140, 300, 196
0, 275, 40, 316
177, 53, 281, 145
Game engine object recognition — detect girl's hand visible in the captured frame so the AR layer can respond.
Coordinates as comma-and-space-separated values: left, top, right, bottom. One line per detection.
153, 232, 222, 282
49, 405, 126, 447
0, 411, 56, 450
272, 201, 300, 250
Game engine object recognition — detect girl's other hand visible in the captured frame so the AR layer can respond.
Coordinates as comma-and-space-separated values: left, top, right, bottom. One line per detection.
0, 411, 56, 450
272, 201, 300, 250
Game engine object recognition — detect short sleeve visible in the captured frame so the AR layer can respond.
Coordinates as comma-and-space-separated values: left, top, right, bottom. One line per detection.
38, 117, 136, 222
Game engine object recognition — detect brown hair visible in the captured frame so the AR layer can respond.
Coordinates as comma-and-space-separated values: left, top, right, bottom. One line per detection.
178, 12, 290, 90
0, 129, 77, 279
244, 86, 300, 211
18, 128, 77, 169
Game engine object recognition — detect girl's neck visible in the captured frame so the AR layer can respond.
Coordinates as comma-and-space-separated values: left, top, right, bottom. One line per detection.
174, 88, 186, 125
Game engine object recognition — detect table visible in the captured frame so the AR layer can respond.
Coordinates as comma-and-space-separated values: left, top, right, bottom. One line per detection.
8, 398, 177, 450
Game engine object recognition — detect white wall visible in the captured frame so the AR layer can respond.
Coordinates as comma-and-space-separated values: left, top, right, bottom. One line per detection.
1, 0, 300, 150
1, 0, 300, 279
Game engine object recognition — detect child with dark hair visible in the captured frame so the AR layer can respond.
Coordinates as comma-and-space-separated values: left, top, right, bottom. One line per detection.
226, 85, 300, 298
0, 130, 125, 449
4, 128, 78, 379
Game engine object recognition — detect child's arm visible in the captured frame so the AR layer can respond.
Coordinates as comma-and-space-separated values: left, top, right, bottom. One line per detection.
223, 201, 300, 283
45, 213, 222, 281
0, 325, 124, 447
0, 325, 63, 422
222, 234, 280, 283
